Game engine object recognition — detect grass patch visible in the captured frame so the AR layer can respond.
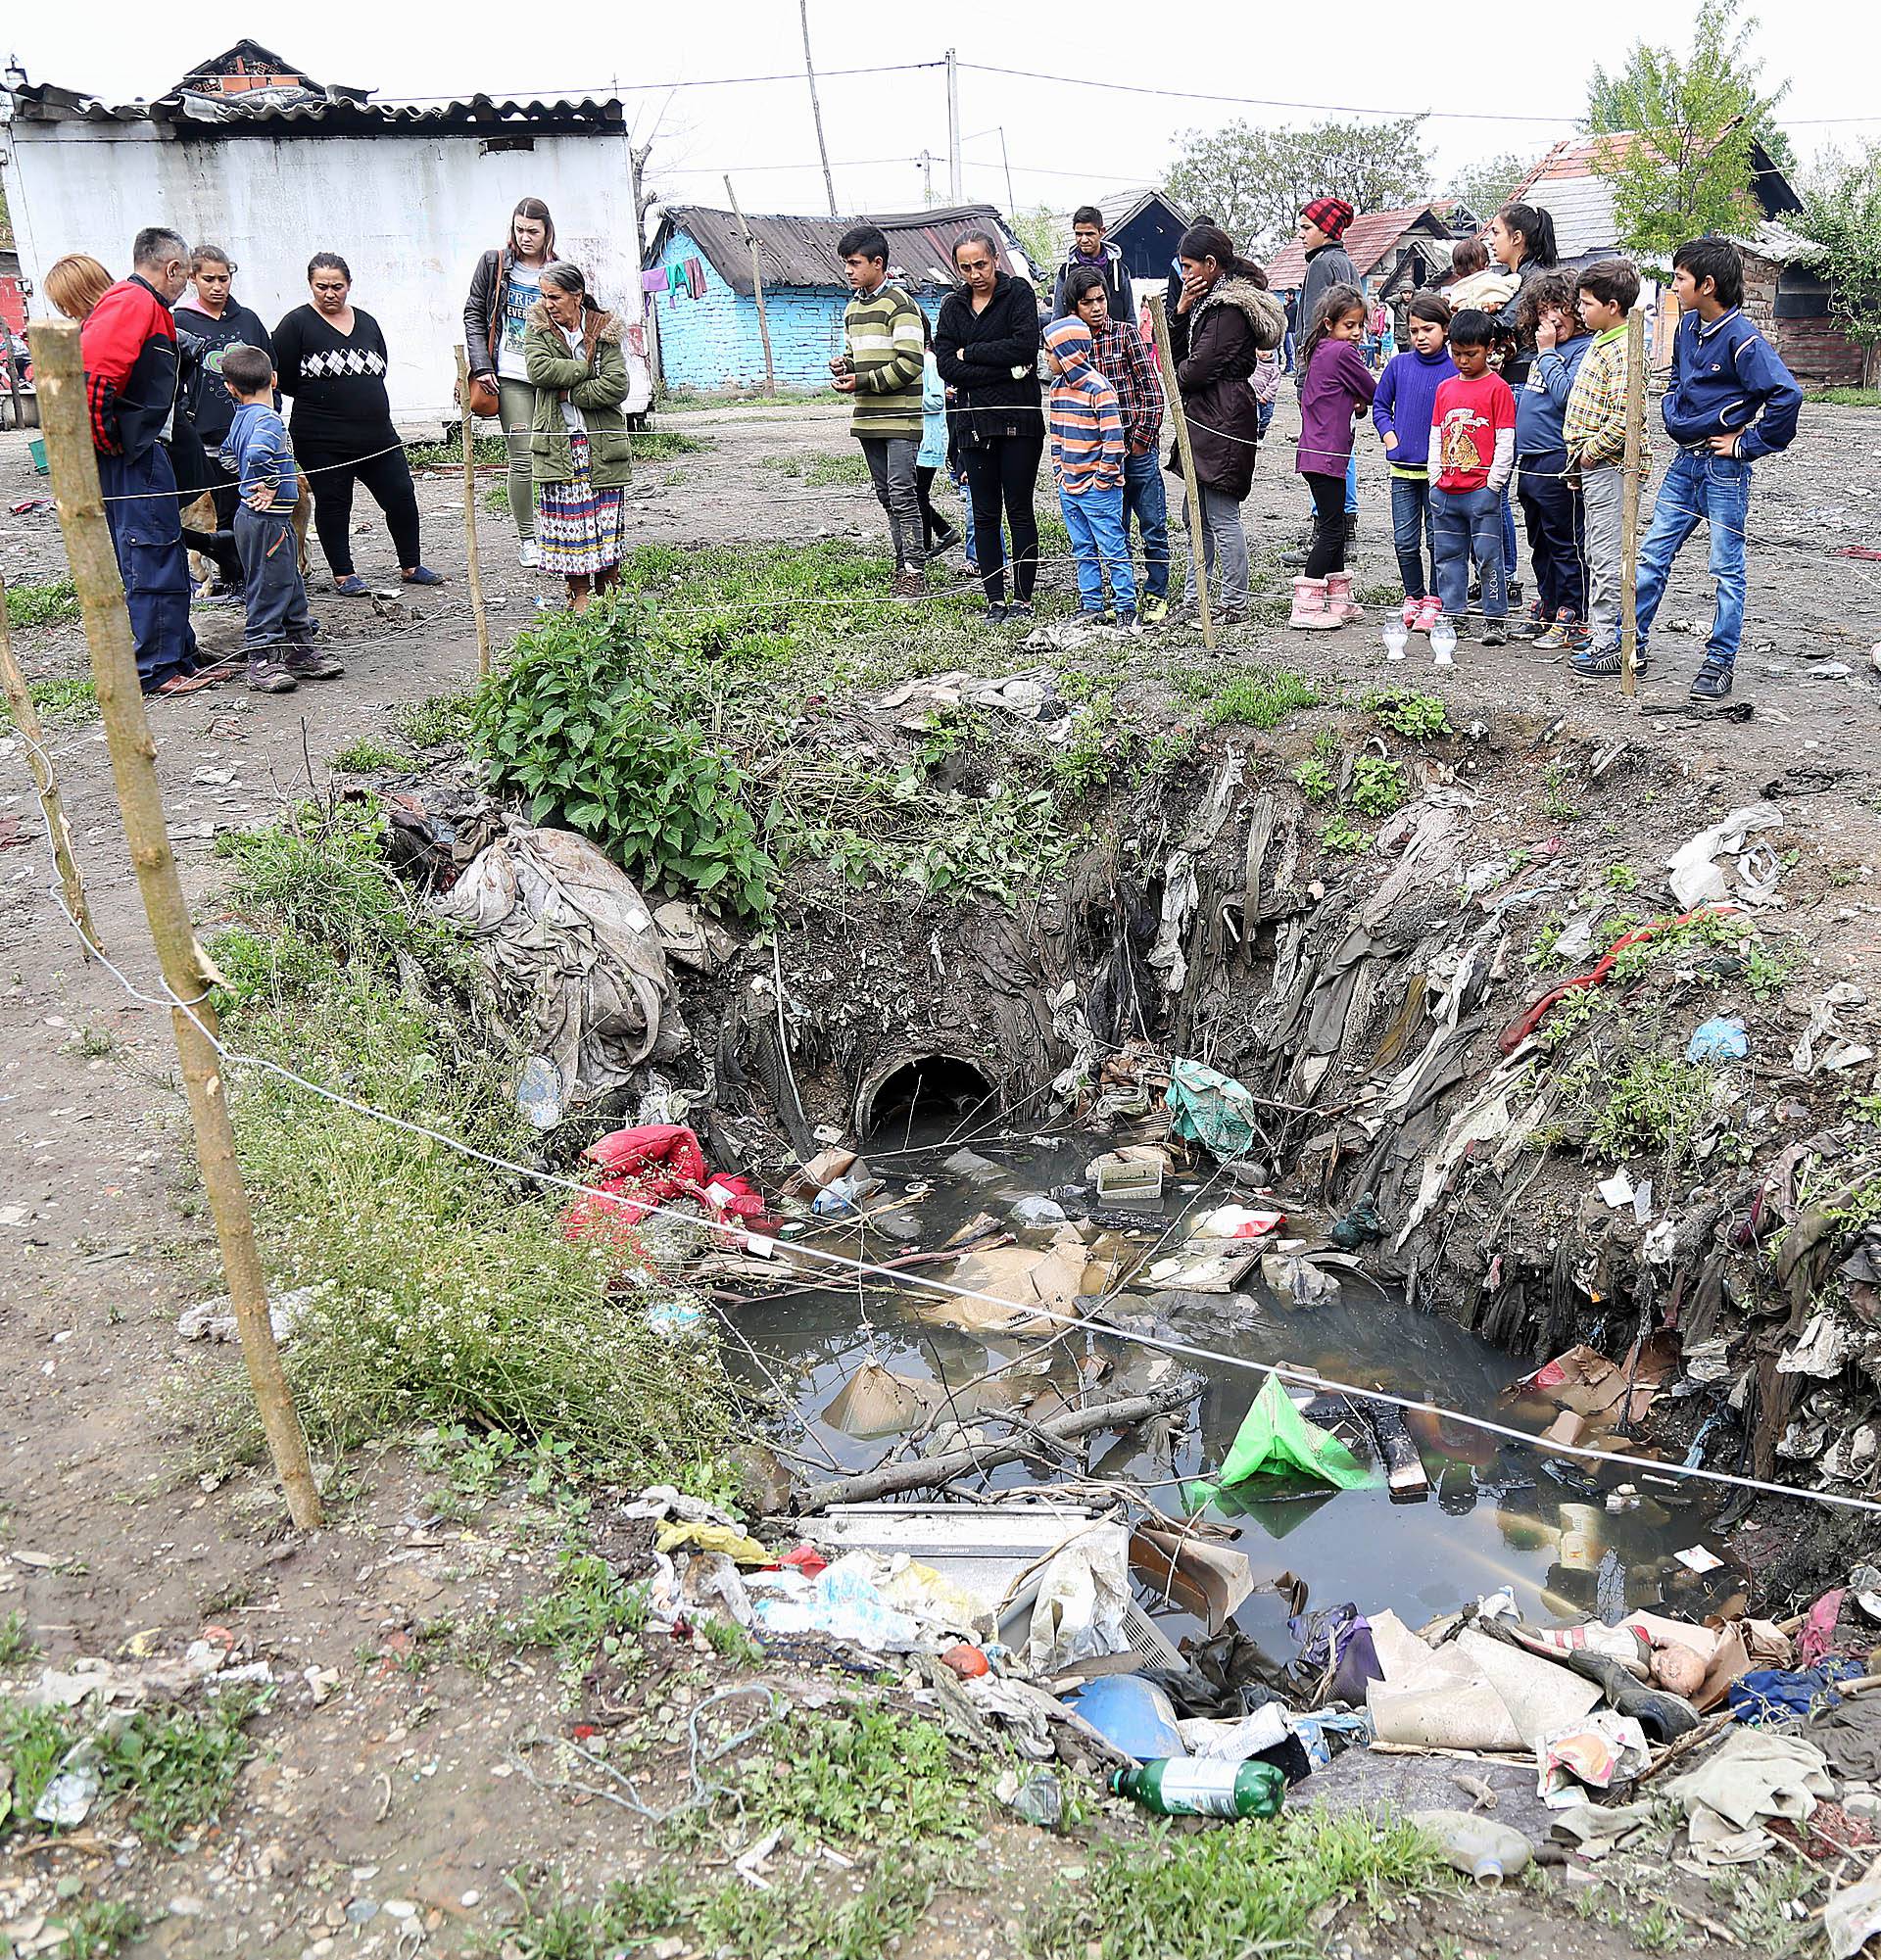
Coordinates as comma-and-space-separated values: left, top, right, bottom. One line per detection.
43, 1899, 142, 1958
408, 433, 510, 471
4, 577, 81, 631
1365, 688, 1451, 740
1805, 386, 1880, 407
632, 428, 714, 461
395, 688, 480, 749
1030, 1803, 1445, 1960
0, 1608, 39, 1668
661, 386, 844, 411
1586, 1050, 1716, 1172
1179, 663, 1323, 731
1349, 755, 1408, 817
501, 1548, 648, 1674
1321, 814, 1370, 855
4, 674, 98, 729
766, 450, 871, 487
329, 737, 409, 774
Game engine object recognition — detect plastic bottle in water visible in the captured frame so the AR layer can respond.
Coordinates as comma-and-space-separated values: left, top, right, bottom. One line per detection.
1110, 1756, 1285, 1819
1430, 616, 1457, 666
1381, 618, 1408, 662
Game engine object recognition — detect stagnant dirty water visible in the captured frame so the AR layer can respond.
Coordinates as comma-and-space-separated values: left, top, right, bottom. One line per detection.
728, 1124, 1725, 1644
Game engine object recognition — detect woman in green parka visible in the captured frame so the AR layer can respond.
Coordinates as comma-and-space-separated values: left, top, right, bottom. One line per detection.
524, 261, 631, 612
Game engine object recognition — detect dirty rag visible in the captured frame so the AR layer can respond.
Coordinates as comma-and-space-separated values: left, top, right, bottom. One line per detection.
1026, 1523, 1131, 1674
1166, 1058, 1261, 1163
560, 1123, 765, 1249
1807, 1695, 1881, 1782
1664, 800, 1783, 910
1667, 1725, 1833, 1865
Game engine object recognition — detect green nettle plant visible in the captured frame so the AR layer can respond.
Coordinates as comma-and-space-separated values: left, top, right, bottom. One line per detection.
474, 598, 773, 917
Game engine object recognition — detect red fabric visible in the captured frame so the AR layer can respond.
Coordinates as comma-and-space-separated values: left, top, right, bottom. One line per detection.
1497, 909, 1736, 1054
1301, 197, 1354, 240
78, 277, 174, 454
1431, 371, 1516, 492
779, 1546, 828, 1578
559, 1123, 766, 1247
1800, 1588, 1846, 1665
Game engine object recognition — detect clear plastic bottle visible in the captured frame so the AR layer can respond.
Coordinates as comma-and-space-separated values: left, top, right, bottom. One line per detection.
1411, 1808, 1533, 1887
1381, 618, 1408, 662
1110, 1756, 1285, 1819
1430, 616, 1457, 666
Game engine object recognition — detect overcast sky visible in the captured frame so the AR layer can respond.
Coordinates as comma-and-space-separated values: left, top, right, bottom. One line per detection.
7, 0, 1876, 221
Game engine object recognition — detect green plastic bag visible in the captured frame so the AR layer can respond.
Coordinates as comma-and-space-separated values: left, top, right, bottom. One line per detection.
1185, 1375, 1379, 1511
1166, 1058, 1259, 1163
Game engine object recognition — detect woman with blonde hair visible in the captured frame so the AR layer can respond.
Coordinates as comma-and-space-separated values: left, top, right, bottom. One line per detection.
44, 253, 114, 321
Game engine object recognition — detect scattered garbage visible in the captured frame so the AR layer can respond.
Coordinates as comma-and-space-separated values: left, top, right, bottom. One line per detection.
1664, 799, 1784, 909
177, 1282, 316, 1346
1193, 1204, 1286, 1241
999, 1766, 1065, 1829
1666, 1725, 1834, 1864
1065, 1674, 1183, 1758
1128, 1527, 1255, 1635
1687, 1016, 1749, 1065
1088, 1147, 1165, 1203
1260, 1253, 1340, 1309
1412, 1807, 1533, 1886
1165, 1058, 1262, 1163
812, 1169, 885, 1217
560, 1123, 766, 1249
1027, 1524, 1131, 1673
1111, 1755, 1285, 1818
1536, 1709, 1652, 1805
1793, 983, 1873, 1075
1186, 1375, 1377, 1509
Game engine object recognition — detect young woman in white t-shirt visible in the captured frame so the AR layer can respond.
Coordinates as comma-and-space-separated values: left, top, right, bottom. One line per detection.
463, 198, 557, 567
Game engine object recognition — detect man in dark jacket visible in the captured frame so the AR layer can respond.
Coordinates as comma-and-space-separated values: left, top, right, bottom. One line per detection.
1050, 208, 1131, 324
80, 227, 201, 694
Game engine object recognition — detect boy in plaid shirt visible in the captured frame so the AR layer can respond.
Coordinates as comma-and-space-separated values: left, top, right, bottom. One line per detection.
1563, 259, 1641, 676
1064, 266, 1171, 623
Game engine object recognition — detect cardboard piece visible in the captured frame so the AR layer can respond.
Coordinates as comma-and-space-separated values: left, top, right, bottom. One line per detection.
1128, 1527, 1256, 1635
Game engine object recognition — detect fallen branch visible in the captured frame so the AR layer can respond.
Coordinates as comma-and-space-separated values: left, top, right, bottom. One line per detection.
797, 1381, 1194, 1510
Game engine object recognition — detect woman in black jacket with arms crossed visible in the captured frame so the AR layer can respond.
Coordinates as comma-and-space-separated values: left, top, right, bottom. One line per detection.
935, 230, 1043, 623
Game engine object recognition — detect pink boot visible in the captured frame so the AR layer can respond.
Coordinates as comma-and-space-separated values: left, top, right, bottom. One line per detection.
1325, 571, 1363, 623
1400, 597, 1421, 629
1413, 595, 1442, 634
1288, 576, 1342, 630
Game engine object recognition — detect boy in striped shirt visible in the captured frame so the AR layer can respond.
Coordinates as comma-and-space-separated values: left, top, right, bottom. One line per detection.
1043, 316, 1138, 632
832, 224, 928, 598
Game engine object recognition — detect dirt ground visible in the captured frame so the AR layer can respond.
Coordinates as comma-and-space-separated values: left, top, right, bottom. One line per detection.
2, 390, 1878, 1958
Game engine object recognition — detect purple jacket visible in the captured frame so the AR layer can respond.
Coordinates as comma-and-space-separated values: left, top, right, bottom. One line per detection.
1296, 338, 1376, 478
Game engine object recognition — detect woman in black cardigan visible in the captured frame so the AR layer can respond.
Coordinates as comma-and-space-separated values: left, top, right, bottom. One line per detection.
934, 230, 1043, 620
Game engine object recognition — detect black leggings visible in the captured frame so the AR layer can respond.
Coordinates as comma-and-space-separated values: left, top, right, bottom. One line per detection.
962, 424, 1045, 602
295, 436, 422, 577
1303, 470, 1349, 579
915, 465, 954, 551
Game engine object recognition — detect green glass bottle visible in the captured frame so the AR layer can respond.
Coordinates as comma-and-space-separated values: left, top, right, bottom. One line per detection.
1110, 1757, 1285, 1819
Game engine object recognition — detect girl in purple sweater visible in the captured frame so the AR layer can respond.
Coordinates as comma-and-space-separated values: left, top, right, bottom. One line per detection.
1292, 285, 1375, 629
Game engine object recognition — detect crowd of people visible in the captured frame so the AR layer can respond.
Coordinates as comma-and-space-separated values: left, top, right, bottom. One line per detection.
837, 194, 1805, 701
33, 184, 1805, 706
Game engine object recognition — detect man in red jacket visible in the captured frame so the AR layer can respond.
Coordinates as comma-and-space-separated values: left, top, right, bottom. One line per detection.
79, 227, 201, 694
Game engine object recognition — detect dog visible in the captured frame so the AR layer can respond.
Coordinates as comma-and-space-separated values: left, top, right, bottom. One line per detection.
183, 473, 314, 591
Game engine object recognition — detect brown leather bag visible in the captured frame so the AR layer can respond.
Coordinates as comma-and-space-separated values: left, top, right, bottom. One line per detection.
458, 252, 506, 418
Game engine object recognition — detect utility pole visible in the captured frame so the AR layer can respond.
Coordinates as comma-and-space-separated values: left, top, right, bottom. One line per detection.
945, 48, 962, 205
798, 0, 838, 218
918, 151, 935, 207
1619, 305, 1647, 700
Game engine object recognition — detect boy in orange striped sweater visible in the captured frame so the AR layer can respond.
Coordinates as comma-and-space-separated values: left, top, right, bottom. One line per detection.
1043, 316, 1138, 632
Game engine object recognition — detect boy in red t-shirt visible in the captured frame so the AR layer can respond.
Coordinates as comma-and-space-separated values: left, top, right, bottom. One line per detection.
1428, 309, 1518, 645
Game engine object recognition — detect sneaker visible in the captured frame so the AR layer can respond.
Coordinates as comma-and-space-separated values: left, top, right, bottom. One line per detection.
985, 601, 1009, 624
246, 656, 298, 694
1532, 608, 1576, 650
1112, 610, 1142, 637
1481, 619, 1510, 647
333, 574, 369, 598
1005, 599, 1035, 622
1570, 642, 1648, 680
1510, 599, 1546, 641
1218, 607, 1249, 627
518, 539, 541, 570
1467, 572, 1481, 604
892, 565, 927, 599
283, 643, 345, 680
1559, 620, 1591, 654
963, 558, 980, 577
923, 528, 962, 564
1400, 597, 1422, 629
1140, 595, 1170, 626
1507, 578, 1524, 608
402, 564, 447, 587
1691, 658, 1734, 701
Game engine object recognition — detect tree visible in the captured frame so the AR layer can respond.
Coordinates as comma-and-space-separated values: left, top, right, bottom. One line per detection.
1804, 141, 1881, 386
1586, 0, 1791, 265
1010, 206, 1061, 283
1165, 116, 1432, 255
1445, 153, 1539, 228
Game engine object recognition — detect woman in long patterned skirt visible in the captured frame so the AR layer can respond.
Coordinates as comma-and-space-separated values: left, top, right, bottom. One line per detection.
523, 262, 632, 613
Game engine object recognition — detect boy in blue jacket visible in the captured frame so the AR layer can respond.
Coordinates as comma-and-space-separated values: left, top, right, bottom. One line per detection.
1371, 292, 1456, 631
218, 344, 340, 694
1633, 236, 1802, 701
1512, 269, 1594, 648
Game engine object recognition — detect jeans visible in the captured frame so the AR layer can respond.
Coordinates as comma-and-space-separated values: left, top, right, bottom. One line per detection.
1635, 449, 1751, 669
1388, 473, 1434, 598
497, 376, 537, 541
296, 436, 423, 576
1181, 483, 1250, 612
1344, 451, 1359, 516
860, 435, 922, 569
1061, 483, 1138, 616
1303, 470, 1350, 579
1501, 494, 1518, 579
1518, 448, 1584, 618
1431, 485, 1508, 619
1579, 463, 1625, 647
234, 503, 314, 651
100, 446, 199, 689
1123, 449, 1171, 599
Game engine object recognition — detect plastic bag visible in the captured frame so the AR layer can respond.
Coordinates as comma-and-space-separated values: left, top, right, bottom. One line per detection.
1026, 1524, 1130, 1673
1185, 1375, 1378, 1510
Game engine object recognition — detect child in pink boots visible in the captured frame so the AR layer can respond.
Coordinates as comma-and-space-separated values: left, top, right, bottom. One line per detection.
1291, 285, 1375, 629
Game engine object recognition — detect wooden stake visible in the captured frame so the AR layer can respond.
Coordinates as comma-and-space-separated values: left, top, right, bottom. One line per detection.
799, 0, 839, 219
454, 345, 493, 681
30, 318, 323, 1531
724, 175, 776, 397
0, 565, 100, 956
1147, 293, 1215, 652
1619, 306, 1646, 700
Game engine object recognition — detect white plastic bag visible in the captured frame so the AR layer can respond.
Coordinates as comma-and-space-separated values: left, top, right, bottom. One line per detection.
1026, 1523, 1130, 1673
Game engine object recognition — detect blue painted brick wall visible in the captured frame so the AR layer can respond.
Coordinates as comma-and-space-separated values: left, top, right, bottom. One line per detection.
657, 226, 852, 392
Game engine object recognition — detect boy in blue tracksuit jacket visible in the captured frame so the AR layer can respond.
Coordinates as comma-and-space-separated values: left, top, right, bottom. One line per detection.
1633, 236, 1802, 702
1512, 269, 1595, 647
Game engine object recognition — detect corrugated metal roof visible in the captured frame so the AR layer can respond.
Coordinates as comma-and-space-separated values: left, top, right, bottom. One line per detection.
1265, 203, 1467, 289
656, 203, 1022, 295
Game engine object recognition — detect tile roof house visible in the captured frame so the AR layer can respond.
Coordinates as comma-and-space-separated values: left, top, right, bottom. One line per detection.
1505, 135, 1864, 386
649, 203, 1028, 394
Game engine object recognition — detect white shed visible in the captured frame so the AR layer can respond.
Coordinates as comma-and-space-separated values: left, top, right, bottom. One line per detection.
0, 43, 650, 428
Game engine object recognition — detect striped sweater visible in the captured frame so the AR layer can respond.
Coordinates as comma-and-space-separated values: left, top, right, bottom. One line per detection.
1563, 325, 1631, 469
843, 282, 926, 440
1043, 317, 1125, 496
